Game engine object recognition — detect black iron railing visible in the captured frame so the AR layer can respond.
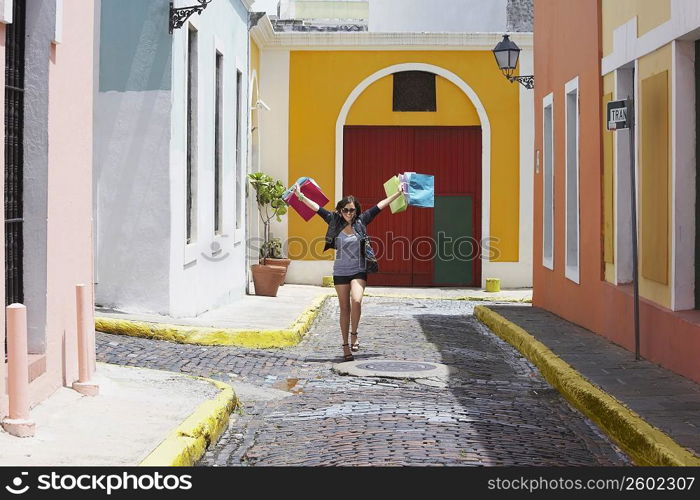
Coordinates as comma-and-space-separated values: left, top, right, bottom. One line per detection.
5, 0, 26, 313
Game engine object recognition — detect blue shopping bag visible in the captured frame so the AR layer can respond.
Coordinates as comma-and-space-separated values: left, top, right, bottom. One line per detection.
406, 173, 434, 208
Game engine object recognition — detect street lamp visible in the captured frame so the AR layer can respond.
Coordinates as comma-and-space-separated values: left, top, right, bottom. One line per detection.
492, 34, 534, 89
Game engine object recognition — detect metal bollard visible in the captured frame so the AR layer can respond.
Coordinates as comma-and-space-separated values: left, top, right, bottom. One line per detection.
485, 278, 501, 293
72, 284, 99, 396
2, 304, 36, 437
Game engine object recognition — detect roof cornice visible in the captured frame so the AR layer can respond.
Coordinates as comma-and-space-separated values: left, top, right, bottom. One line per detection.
250, 19, 532, 51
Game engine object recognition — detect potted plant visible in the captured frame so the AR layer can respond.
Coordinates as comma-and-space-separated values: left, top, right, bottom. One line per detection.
248, 172, 288, 296
261, 237, 291, 286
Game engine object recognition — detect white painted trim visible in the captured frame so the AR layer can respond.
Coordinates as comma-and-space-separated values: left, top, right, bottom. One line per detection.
671, 41, 678, 309
563, 76, 579, 94
0, 0, 12, 24
612, 70, 620, 286
187, 11, 201, 32
634, 59, 640, 266
240, 0, 255, 10
249, 71, 258, 108
52, 0, 63, 44
259, 50, 290, 246
213, 35, 226, 55
517, 48, 534, 287
251, 16, 533, 50
613, 66, 635, 285
564, 77, 580, 284
250, 15, 273, 48
334, 62, 492, 282
542, 92, 554, 271
233, 65, 245, 240
213, 39, 228, 238
233, 228, 243, 245
602, 0, 700, 75
671, 40, 695, 310
183, 23, 200, 265
285, 259, 533, 288
184, 243, 198, 266
286, 260, 334, 285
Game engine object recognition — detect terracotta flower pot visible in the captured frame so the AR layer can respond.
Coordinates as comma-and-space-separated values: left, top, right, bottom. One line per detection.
251, 264, 286, 297
264, 258, 291, 285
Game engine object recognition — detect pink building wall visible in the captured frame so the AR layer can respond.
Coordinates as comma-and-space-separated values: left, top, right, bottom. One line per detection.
1, 2, 95, 417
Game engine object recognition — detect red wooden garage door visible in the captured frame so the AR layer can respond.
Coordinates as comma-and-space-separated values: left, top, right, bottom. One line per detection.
343, 125, 482, 286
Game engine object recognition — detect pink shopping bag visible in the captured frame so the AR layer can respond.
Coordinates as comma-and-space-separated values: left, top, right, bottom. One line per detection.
283, 177, 330, 221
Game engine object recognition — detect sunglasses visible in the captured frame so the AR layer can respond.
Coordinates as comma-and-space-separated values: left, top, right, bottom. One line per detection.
341, 208, 356, 214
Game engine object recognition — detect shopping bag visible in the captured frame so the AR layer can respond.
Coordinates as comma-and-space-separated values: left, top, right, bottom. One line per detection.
407, 173, 434, 208
398, 171, 414, 196
283, 177, 329, 221
383, 175, 408, 214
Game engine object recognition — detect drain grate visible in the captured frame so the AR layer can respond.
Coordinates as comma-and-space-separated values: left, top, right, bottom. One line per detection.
335, 359, 454, 381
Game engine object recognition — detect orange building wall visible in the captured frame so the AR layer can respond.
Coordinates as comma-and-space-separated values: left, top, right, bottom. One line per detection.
533, 0, 604, 330
533, 0, 700, 383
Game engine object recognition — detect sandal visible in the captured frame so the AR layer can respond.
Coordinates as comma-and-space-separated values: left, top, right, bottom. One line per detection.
342, 343, 354, 361
350, 332, 360, 352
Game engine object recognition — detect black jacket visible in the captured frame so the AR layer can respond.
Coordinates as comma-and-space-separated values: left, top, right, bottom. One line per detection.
316, 204, 381, 252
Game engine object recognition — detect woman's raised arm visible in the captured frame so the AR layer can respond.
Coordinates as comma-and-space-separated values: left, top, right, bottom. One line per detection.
377, 183, 405, 211
292, 183, 320, 212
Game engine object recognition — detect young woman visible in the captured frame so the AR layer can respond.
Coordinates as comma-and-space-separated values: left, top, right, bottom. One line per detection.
291, 183, 405, 361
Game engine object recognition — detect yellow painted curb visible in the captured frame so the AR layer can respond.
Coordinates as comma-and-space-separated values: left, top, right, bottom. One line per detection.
140, 378, 238, 467
96, 292, 334, 348
474, 305, 700, 466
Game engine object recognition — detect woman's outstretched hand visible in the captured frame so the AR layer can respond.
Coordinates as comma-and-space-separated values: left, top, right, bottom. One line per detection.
293, 183, 321, 212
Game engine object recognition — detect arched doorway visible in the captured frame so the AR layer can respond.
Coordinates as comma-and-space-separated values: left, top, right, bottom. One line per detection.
337, 64, 487, 286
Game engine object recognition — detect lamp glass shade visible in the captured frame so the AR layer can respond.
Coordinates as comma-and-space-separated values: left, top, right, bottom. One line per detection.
494, 50, 511, 70
492, 34, 521, 70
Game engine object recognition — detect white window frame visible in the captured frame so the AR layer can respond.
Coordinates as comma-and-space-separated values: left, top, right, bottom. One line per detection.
564, 77, 580, 283
542, 92, 554, 270
184, 22, 200, 266
233, 57, 244, 244
211, 35, 230, 263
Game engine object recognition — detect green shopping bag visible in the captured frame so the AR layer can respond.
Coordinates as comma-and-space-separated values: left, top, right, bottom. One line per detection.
383, 175, 408, 214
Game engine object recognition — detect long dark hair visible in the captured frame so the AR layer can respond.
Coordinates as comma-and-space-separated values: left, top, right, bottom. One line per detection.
335, 195, 362, 221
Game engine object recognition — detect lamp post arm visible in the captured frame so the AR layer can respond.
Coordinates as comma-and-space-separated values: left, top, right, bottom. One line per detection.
169, 0, 213, 34
508, 75, 535, 90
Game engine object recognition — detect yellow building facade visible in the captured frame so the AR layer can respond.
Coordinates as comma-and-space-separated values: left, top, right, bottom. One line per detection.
601, 0, 699, 311
250, 18, 533, 288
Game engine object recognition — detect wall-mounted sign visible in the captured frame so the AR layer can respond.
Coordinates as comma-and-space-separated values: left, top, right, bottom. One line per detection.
607, 99, 630, 130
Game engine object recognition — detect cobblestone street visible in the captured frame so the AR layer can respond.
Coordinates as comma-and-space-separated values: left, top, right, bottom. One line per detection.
96, 297, 631, 466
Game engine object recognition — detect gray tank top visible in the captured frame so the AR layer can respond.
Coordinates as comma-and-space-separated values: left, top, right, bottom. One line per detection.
333, 230, 364, 276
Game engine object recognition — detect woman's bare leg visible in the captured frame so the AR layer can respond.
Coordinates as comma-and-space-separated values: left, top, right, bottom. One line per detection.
350, 278, 366, 349
335, 283, 352, 356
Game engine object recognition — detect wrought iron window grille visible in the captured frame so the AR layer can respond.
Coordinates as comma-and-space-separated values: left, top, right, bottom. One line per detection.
169, 0, 213, 34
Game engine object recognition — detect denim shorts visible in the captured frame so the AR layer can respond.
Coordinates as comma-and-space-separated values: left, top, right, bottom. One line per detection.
333, 272, 367, 285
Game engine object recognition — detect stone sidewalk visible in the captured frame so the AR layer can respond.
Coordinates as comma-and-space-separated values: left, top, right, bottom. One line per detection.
0, 363, 229, 466
485, 304, 700, 460
95, 284, 531, 331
